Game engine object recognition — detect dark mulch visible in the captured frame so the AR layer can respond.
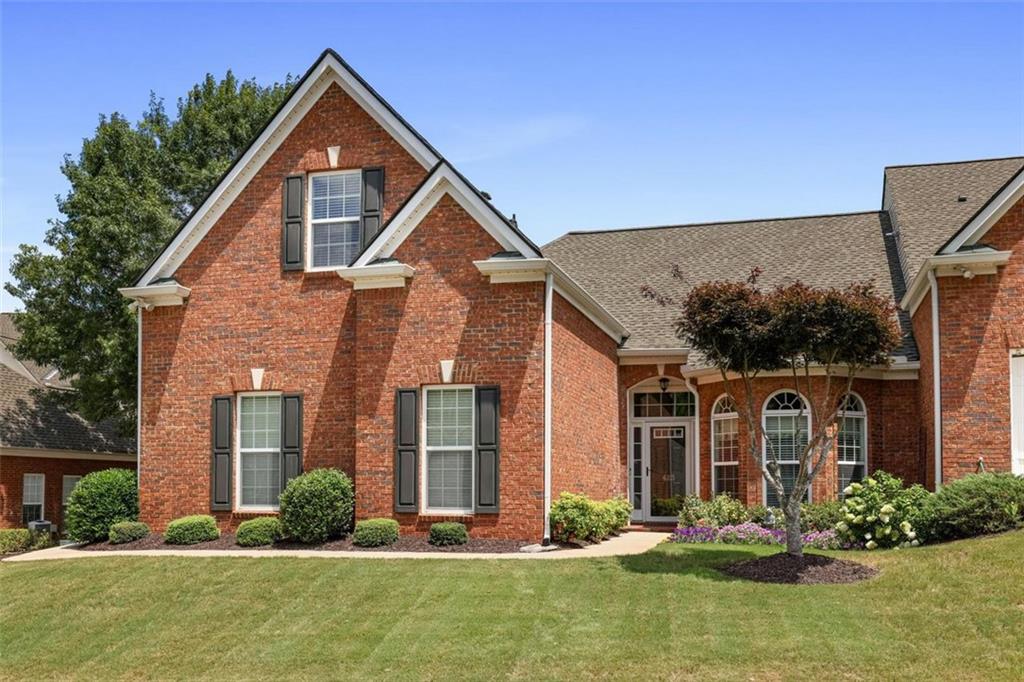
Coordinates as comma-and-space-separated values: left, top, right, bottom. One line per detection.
721, 552, 879, 584
79, 533, 529, 554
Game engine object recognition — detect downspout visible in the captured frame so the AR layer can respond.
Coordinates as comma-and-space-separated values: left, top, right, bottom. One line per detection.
543, 272, 553, 544
136, 304, 143, 493
928, 269, 942, 489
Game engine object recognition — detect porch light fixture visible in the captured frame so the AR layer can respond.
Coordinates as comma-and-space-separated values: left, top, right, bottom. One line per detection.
659, 377, 669, 393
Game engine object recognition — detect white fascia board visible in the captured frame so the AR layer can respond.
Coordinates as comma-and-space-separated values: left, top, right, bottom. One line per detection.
337, 262, 415, 290
355, 165, 540, 267
901, 250, 1013, 315
1, 447, 136, 461
473, 257, 629, 342
137, 54, 440, 287
617, 349, 689, 366
685, 362, 920, 385
942, 169, 1024, 254
118, 283, 191, 307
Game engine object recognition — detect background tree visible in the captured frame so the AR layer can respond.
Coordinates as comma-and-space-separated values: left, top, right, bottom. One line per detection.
5, 72, 293, 434
646, 270, 900, 556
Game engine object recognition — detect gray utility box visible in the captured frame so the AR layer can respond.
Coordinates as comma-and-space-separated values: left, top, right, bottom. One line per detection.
27, 520, 53, 535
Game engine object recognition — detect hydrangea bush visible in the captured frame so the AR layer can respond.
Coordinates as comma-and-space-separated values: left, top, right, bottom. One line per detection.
835, 472, 926, 549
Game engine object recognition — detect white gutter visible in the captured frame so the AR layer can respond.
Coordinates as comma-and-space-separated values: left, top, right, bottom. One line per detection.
542, 272, 554, 543
928, 269, 942, 489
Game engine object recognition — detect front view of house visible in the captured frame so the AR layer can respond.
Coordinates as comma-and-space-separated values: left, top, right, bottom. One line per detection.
121, 50, 1024, 542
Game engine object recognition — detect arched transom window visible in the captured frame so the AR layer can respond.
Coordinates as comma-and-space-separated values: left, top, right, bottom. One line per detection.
762, 391, 810, 507
711, 396, 739, 497
837, 394, 867, 495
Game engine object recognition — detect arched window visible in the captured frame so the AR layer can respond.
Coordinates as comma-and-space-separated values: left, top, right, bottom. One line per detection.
762, 391, 810, 507
837, 393, 867, 495
711, 396, 740, 497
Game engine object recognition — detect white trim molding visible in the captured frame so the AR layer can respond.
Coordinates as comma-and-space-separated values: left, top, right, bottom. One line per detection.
119, 282, 191, 308
473, 257, 629, 343
941, 167, 1024, 254
617, 348, 689, 366
337, 262, 415, 290
681, 361, 920, 385
355, 163, 540, 268
901, 250, 1013, 315
1, 447, 136, 462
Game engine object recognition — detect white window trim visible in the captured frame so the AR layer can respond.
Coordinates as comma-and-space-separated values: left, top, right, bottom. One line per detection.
23, 473, 45, 522
761, 390, 812, 505
837, 392, 868, 494
710, 395, 740, 496
235, 391, 283, 513
305, 169, 362, 273
1011, 350, 1024, 476
421, 385, 476, 516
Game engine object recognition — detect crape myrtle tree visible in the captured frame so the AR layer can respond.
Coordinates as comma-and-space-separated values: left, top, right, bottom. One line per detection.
5, 72, 293, 434
644, 269, 900, 556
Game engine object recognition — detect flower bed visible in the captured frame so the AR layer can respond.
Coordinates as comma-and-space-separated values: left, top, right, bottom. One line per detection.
669, 523, 839, 550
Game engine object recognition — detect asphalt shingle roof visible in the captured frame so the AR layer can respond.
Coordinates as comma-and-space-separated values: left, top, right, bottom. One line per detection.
0, 313, 133, 453
544, 211, 918, 360
884, 157, 1024, 285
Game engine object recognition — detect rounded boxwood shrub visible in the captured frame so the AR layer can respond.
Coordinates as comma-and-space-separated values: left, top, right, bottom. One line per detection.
429, 522, 468, 546
353, 518, 400, 547
0, 529, 32, 555
108, 521, 150, 544
65, 468, 138, 542
164, 515, 220, 545
918, 473, 1024, 542
236, 517, 283, 547
278, 469, 355, 544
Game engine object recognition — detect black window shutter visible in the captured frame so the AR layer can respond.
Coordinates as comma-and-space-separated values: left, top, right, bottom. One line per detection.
280, 394, 303, 493
394, 388, 418, 513
361, 167, 384, 250
282, 175, 304, 270
475, 386, 500, 514
211, 396, 233, 511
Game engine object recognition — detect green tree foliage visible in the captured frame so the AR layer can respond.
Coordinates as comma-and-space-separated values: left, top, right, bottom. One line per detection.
5, 72, 293, 432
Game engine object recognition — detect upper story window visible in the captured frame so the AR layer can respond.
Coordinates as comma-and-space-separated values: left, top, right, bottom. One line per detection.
309, 171, 361, 269
711, 396, 739, 497
762, 390, 810, 507
837, 394, 867, 495
633, 390, 695, 418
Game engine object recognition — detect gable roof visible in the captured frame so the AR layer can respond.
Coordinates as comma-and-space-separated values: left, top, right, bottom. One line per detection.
0, 313, 70, 388
135, 49, 445, 287
883, 156, 1024, 285
544, 211, 918, 361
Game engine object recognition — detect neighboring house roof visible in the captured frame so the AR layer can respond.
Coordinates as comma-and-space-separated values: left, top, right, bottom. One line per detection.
544, 211, 918, 361
0, 314, 133, 454
883, 156, 1024, 285
0, 313, 70, 388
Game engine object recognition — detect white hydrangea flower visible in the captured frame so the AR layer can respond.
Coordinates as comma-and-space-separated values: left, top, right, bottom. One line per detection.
866, 540, 877, 550
911, 539, 920, 547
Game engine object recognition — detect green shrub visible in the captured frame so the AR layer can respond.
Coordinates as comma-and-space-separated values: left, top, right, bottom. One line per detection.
918, 473, 1024, 542
603, 496, 633, 532
550, 493, 632, 543
746, 504, 783, 529
675, 494, 748, 528
651, 494, 692, 518
164, 515, 220, 545
236, 517, 283, 547
278, 469, 355, 544
836, 472, 926, 549
353, 518, 400, 547
428, 522, 468, 546
800, 501, 845, 532
64, 468, 138, 542
0, 529, 32, 554
108, 521, 150, 544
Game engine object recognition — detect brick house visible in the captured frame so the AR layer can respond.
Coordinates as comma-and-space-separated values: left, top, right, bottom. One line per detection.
120, 50, 1024, 541
1, 314, 135, 531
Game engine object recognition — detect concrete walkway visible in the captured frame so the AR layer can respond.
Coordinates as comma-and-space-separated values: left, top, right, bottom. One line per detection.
3, 531, 669, 563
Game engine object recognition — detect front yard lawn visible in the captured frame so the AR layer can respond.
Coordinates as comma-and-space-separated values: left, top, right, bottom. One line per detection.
2, 531, 1022, 680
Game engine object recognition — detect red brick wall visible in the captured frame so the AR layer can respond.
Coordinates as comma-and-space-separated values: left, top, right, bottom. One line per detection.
354, 195, 546, 540
0, 455, 136, 529
140, 83, 429, 530
551, 292, 622, 501
933, 197, 1024, 482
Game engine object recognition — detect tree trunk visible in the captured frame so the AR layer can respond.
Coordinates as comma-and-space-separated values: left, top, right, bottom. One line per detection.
783, 503, 803, 557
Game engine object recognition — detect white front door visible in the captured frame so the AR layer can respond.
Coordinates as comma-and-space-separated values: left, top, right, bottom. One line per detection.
631, 422, 695, 522
1012, 353, 1024, 476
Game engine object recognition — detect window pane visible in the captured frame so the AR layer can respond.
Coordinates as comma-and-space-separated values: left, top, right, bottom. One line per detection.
713, 417, 739, 463
765, 463, 808, 507
425, 388, 473, 447
22, 504, 43, 525
839, 463, 866, 494
241, 451, 281, 507
23, 474, 44, 505
837, 416, 866, 464
632, 391, 695, 418
312, 172, 361, 219
240, 396, 281, 451
713, 464, 739, 497
312, 221, 360, 268
427, 450, 472, 510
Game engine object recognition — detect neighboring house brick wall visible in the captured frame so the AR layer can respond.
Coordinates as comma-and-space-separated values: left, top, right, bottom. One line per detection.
139, 83, 429, 531
934, 198, 1024, 482
551, 292, 622, 501
353, 195, 546, 540
0, 455, 136, 529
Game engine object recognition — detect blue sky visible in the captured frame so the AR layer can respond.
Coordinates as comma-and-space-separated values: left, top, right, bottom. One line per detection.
2, 2, 1022, 312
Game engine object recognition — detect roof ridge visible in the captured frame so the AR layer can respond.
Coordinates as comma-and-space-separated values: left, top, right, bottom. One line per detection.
555, 210, 884, 238
884, 155, 1024, 171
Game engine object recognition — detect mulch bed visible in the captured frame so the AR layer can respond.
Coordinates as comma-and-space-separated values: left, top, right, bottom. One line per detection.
721, 552, 879, 584
79, 533, 530, 554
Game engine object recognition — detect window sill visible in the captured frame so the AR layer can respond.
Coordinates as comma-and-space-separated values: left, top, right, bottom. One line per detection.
421, 510, 474, 518
234, 508, 279, 515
